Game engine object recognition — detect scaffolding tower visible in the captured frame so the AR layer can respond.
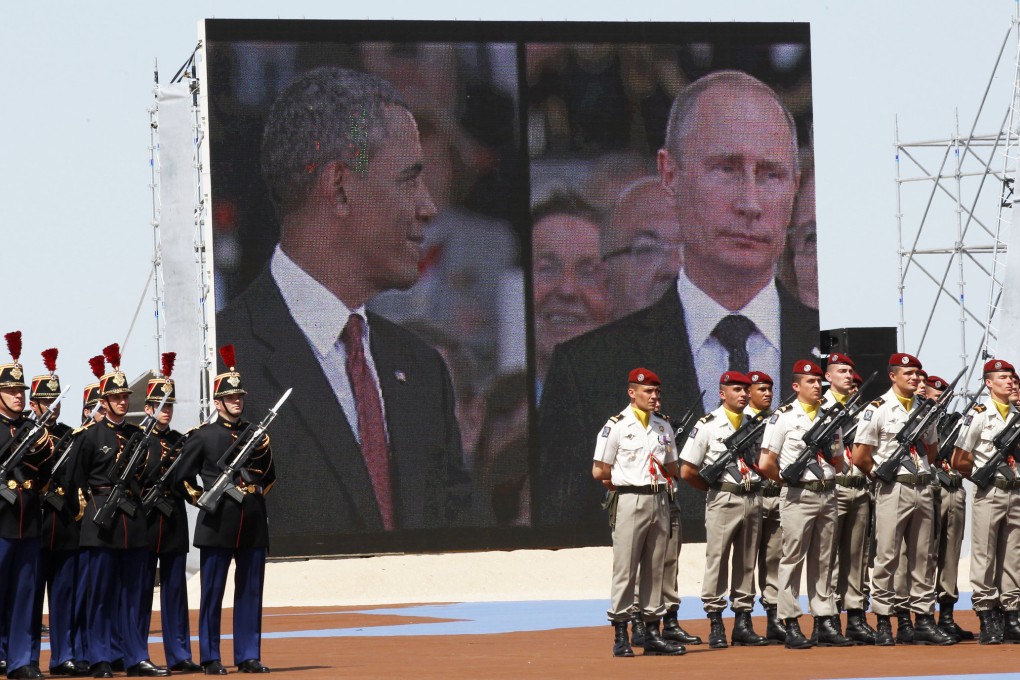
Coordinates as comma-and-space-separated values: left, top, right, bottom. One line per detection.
895, 15, 1020, 392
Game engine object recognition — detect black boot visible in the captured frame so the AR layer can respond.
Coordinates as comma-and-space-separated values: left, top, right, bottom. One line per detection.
707, 611, 728, 649
845, 609, 877, 645
993, 606, 1006, 635
913, 614, 956, 645
938, 602, 974, 642
1003, 610, 1020, 644
815, 616, 854, 647
643, 619, 686, 656
630, 615, 647, 646
895, 609, 914, 644
784, 617, 813, 649
731, 610, 768, 646
612, 621, 635, 657
765, 606, 786, 644
978, 609, 1003, 645
875, 615, 895, 646
662, 611, 702, 645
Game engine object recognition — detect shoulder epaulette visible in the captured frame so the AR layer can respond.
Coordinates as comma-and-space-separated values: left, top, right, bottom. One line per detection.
698, 413, 715, 424
655, 411, 670, 421
609, 413, 625, 423
974, 404, 987, 413
777, 403, 795, 413
870, 398, 885, 407
72, 420, 97, 435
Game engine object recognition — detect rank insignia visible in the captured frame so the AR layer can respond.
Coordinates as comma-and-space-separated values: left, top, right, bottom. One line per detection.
395, 370, 407, 383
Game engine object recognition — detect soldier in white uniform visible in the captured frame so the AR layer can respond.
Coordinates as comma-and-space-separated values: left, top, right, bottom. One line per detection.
759, 359, 851, 649
746, 371, 784, 644
592, 368, 685, 657
852, 353, 955, 646
680, 371, 768, 649
821, 352, 876, 644
952, 358, 1020, 644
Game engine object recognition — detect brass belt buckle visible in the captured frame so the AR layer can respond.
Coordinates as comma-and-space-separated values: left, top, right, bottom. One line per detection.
6, 480, 16, 490
22, 480, 31, 490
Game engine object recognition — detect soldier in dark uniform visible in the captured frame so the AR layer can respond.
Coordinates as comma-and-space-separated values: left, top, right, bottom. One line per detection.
0, 332, 53, 680
28, 348, 90, 677
70, 344, 170, 678
138, 353, 202, 674
175, 345, 276, 675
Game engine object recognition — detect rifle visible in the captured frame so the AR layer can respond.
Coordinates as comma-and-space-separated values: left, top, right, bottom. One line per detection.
92, 390, 171, 530
700, 393, 796, 486
971, 410, 1020, 490
933, 386, 985, 486
673, 390, 705, 441
781, 372, 878, 485
873, 368, 964, 484
141, 410, 217, 516
197, 388, 291, 514
0, 386, 70, 505
42, 401, 104, 512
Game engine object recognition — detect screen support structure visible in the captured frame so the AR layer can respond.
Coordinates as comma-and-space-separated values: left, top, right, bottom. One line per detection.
894, 12, 1019, 398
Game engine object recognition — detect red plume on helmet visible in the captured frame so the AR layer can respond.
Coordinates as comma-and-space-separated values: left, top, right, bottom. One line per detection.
219, 344, 237, 371
4, 331, 22, 362
88, 355, 106, 379
41, 348, 59, 373
102, 343, 121, 371
161, 352, 176, 378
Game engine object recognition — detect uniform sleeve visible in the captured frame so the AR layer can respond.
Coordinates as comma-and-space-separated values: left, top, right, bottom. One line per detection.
954, 411, 982, 453
593, 421, 619, 465
664, 426, 678, 465
760, 413, 786, 455
855, 407, 881, 447
680, 422, 709, 467
173, 428, 205, 487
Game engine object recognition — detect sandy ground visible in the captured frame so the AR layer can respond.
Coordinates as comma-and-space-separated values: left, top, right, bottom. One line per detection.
173, 545, 974, 609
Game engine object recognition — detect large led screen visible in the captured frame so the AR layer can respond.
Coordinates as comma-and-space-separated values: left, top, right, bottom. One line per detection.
203, 20, 815, 555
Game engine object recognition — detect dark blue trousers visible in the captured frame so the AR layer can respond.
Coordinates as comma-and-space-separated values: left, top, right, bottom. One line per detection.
141, 552, 194, 667
87, 548, 151, 667
0, 537, 41, 671
31, 549, 78, 667
199, 547, 266, 666
73, 549, 88, 664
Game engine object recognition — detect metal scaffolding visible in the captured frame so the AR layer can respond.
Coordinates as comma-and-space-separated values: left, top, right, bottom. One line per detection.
895, 15, 1019, 392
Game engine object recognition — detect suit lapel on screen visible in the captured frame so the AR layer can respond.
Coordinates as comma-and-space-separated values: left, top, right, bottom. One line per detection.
639, 288, 704, 417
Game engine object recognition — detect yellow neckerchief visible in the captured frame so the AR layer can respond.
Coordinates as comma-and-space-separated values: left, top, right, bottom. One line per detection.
747, 407, 762, 417
723, 407, 743, 431
895, 393, 913, 412
992, 399, 1011, 421
799, 400, 819, 421
631, 406, 650, 429
831, 390, 850, 406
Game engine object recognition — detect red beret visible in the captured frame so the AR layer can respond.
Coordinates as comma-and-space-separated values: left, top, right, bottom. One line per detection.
748, 371, 773, 385
827, 352, 855, 368
925, 375, 948, 390
889, 353, 922, 369
852, 371, 863, 385
984, 358, 1015, 374
628, 368, 660, 386
720, 371, 751, 386
793, 360, 823, 376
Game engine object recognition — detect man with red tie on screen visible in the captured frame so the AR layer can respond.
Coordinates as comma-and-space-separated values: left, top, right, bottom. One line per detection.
215, 66, 471, 545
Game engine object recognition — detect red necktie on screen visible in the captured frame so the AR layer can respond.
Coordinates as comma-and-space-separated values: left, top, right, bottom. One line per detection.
342, 313, 395, 531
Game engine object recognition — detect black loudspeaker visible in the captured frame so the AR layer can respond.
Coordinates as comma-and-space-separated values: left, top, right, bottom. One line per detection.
820, 327, 897, 402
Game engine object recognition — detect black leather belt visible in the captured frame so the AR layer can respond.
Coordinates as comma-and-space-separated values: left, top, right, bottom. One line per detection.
616, 485, 663, 495
993, 477, 1020, 491
896, 473, 932, 488
713, 481, 762, 495
786, 479, 836, 493
835, 475, 867, 489
939, 476, 964, 490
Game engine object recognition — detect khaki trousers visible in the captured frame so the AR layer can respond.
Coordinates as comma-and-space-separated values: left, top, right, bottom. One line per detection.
778, 486, 837, 620
936, 485, 966, 604
829, 484, 871, 611
608, 491, 669, 622
662, 505, 684, 612
894, 482, 940, 610
872, 481, 936, 615
757, 494, 782, 608
969, 484, 1020, 612
702, 489, 761, 613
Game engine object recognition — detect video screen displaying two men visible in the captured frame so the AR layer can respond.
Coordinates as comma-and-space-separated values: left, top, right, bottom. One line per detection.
204, 21, 816, 554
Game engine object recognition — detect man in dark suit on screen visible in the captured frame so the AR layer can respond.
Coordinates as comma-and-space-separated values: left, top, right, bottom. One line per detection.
216, 66, 471, 550
536, 70, 818, 538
